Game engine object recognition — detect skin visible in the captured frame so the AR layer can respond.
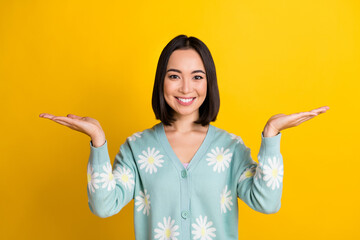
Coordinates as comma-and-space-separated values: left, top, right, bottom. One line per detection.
163, 49, 208, 134
39, 48, 330, 146
162, 49, 209, 163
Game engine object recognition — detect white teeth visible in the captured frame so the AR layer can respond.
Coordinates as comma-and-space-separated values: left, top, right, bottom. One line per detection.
177, 97, 194, 103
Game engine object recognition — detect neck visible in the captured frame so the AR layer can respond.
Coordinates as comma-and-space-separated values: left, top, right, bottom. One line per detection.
165, 111, 207, 133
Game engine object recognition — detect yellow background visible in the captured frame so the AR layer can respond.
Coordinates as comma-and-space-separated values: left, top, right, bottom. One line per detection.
1, 0, 359, 239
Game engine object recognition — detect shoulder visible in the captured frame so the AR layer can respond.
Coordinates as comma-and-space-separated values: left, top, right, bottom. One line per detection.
210, 126, 253, 171
123, 123, 159, 149
212, 125, 247, 149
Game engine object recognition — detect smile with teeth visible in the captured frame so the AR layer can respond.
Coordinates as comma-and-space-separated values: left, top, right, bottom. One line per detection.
176, 97, 195, 103
175, 97, 196, 105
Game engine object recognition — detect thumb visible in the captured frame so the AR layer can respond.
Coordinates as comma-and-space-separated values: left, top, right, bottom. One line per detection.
67, 114, 83, 120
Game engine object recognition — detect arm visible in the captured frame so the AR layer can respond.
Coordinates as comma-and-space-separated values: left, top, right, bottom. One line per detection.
236, 131, 283, 214
236, 106, 329, 214
87, 139, 136, 218
38, 113, 137, 217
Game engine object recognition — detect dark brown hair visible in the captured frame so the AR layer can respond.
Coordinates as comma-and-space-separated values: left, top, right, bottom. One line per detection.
152, 34, 220, 126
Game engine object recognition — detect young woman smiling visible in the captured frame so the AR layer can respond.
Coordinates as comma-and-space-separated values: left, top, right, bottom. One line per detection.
40, 34, 329, 240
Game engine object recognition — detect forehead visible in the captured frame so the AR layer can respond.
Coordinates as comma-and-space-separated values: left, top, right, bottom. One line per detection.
167, 49, 205, 71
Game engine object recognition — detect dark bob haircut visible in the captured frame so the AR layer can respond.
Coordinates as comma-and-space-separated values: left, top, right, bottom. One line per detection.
152, 34, 220, 126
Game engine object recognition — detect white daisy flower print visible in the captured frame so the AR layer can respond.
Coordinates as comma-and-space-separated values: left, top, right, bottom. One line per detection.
99, 162, 116, 191
206, 147, 233, 173
113, 166, 135, 190
263, 156, 284, 190
135, 189, 151, 216
220, 185, 233, 213
192, 215, 216, 240
87, 162, 100, 194
229, 133, 244, 145
238, 166, 256, 183
154, 216, 180, 240
127, 131, 143, 141
138, 147, 164, 174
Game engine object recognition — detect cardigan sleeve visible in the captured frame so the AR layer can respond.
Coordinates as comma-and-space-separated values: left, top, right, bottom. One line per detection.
87, 139, 136, 218
236, 132, 283, 214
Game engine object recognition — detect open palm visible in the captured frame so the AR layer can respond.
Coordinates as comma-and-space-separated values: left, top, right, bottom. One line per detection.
39, 113, 104, 139
264, 106, 330, 134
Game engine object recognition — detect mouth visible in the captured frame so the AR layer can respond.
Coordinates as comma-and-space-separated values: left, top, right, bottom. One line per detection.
175, 97, 196, 106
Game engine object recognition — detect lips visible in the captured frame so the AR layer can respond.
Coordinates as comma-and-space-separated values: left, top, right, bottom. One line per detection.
175, 96, 196, 105
175, 97, 195, 99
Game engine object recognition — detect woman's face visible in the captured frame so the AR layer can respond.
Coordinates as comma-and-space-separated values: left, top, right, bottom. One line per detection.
164, 49, 207, 121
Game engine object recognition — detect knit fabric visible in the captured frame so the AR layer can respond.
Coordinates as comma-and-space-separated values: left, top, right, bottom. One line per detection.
87, 122, 283, 240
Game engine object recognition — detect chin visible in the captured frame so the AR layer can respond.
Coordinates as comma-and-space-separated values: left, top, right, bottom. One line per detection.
175, 109, 200, 117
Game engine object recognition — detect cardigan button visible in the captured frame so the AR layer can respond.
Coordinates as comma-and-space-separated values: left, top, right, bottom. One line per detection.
181, 170, 187, 178
181, 210, 189, 219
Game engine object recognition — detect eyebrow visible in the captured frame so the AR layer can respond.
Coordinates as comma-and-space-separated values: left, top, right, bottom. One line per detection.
166, 68, 206, 74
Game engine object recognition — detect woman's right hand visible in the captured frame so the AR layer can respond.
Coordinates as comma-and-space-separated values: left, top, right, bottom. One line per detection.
39, 113, 106, 147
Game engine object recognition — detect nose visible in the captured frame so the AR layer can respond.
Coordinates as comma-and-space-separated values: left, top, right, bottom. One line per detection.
179, 78, 192, 94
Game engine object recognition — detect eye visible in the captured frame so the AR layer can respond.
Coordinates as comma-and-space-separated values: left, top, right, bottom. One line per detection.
194, 75, 203, 80
169, 75, 179, 79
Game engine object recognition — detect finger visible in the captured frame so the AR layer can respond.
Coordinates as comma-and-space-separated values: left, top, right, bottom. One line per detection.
293, 115, 316, 126
39, 113, 57, 119
53, 119, 81, 131
53, 116, 84, 129
53, 119, 72, 127
317, 106, 330, 110
290, 106, 329, 117
310, 106, 330, 113
296, 111, 318, 116
67, 114, 83, 120
52, 116, 77, 124
310, 110, 324, 115
291, 111, 318, 120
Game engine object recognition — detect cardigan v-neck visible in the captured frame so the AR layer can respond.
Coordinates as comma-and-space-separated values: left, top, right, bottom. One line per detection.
87, 122, 283, 240
155, 122, 215, 173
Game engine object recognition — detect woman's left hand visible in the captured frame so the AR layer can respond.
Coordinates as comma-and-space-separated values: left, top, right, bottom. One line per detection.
263, 106, 330, 137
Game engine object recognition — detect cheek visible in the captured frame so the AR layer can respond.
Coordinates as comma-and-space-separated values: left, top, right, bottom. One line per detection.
200, 82, 207, 96
164, 83, 178, 96
163, 81, 171, 95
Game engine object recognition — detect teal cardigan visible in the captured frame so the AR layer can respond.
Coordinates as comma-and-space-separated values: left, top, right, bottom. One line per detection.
87, 122, 283, 240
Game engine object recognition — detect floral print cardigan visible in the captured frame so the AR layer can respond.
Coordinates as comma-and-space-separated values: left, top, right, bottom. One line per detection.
87, 122, 283, 240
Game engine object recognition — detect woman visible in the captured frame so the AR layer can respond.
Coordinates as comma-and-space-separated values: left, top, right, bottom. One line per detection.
39, 35, 329, 240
